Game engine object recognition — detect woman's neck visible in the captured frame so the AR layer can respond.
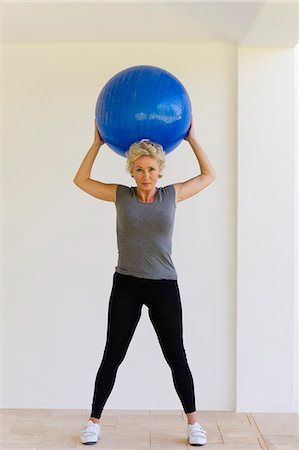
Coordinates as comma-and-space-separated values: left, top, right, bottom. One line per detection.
136, 187, 157, 203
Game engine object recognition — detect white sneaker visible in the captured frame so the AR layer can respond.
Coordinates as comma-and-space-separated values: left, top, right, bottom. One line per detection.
80, 420, 100, 445
187, 422, 207, 446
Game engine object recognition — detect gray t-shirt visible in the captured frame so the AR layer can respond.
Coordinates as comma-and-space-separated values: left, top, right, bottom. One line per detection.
115, 184, 177, 280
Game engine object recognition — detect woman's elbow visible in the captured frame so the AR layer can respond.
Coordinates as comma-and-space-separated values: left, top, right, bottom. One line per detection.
211, 172, 217, 182
205, 172, 216, 185
73, 177, 82, 187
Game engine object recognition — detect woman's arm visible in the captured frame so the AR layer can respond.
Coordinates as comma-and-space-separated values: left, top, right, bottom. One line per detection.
173, 119, 216, 202
73, 121, 117, 202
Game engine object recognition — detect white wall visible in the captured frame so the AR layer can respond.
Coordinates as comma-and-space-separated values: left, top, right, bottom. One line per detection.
3, 43, 237, 411
296, 44, 299, 415
237, 48, 297, 412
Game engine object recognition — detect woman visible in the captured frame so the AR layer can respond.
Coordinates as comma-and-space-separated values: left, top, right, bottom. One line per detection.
73, 118, 216, 446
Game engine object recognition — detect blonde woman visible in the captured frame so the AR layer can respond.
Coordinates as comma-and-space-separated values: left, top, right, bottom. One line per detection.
73, 119, 216, 446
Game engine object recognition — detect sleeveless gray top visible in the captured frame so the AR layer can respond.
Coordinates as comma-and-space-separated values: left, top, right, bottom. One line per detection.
115, 184, 177, 280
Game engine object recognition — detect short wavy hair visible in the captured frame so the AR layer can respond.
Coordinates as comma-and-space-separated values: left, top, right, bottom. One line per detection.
125, 139, 166, 177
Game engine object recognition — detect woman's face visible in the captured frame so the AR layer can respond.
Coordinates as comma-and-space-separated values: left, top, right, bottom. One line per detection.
131, 156, 161, 191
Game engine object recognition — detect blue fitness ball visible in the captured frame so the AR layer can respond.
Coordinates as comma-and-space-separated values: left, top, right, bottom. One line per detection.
95, 65, 192, 157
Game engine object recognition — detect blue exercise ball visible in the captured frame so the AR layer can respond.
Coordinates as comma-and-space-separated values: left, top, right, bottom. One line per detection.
95, 65, 192, 157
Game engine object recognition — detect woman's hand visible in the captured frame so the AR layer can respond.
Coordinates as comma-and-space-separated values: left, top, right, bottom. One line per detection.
93, 119, 105, 147
184, 117, 196, 143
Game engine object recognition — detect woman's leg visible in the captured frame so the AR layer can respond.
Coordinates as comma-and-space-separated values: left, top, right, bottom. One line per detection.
146, 280, 196, 415
90, 273, 143, 420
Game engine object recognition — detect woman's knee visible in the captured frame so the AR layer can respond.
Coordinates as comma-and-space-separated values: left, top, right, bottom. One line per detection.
98, 348, 127, 371
163, 347, 189, 368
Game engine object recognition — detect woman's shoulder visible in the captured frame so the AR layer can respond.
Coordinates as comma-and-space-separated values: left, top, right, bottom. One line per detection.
159, 184, 175, 194
115, 184, 133, 203
158, 184, 176, 201
116, 184, 130, 192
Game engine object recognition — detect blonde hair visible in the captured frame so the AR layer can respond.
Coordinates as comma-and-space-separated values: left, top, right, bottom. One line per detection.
125, 139, 166, 176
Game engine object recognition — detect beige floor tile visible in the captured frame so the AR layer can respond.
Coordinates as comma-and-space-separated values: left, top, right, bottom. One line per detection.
4, 423, 76, 446
217, 415, 260, 445
150, 410, 183, 416
37, 428, 77, 446
102, 410, 151, 416
217, 413, 252, 425
0, 414, 17, 422
252, 412, 299, 435
116, 424, 180, 433
187, 445, 262, 450
264, 434, 299, 450
2, 440, 35, 446
36, 440, 77, 448
2, 409, 297, 450
221, 437, 261, 445
194, 411, 247, 420
52, 410, 87, 415
98, 444, 150, 450
97, 416, 118, 426
2, 410, 53, 419
117, 420, 186, 434
4, 432, 41, 445
150, 429, 189, 448
44, 423, 81, 435
150, 448, 187, 450
14, 418, 52, 426
49, 415, 88, 426
0, 445, 38, 449
97, 429, 150, 448
218, 426, 259, 438
117, 414, 184, 424
0, 418, 17, 441
3, 418, 51, 445
0, 414, 16, 420
37, 447, 75, 450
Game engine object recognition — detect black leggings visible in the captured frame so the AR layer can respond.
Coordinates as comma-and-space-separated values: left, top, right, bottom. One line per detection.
91, 272, 196, 418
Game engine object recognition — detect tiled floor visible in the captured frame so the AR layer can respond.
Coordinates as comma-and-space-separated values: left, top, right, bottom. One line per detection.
0, 409, 298, 450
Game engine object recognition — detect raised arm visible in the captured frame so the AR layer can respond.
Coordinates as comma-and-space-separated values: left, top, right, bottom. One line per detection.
173, 118, 216, 202
73, 121, 117, 202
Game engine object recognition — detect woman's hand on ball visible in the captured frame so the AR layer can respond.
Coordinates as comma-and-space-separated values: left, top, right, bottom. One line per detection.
184, 117, 196, 142
93, 120, 105, 147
